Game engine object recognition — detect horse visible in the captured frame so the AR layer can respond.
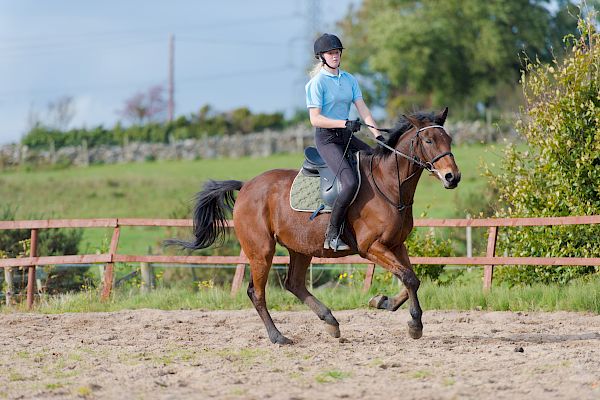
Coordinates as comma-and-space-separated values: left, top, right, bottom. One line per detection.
168, 108, 461, 344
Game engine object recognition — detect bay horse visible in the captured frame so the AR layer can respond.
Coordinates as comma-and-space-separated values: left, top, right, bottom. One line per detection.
169, 108, 460, 344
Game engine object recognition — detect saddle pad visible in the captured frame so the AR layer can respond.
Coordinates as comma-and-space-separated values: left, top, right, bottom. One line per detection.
290, 173, 333, 213
289, 152, 361, 214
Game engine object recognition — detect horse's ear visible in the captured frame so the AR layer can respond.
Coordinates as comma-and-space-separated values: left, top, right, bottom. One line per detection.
435, 107, 449, 125
403, 114, 422, 128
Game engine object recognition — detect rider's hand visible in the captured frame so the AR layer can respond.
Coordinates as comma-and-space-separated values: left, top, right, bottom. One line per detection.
375, 135, 386, 147
345, 119, 361, 133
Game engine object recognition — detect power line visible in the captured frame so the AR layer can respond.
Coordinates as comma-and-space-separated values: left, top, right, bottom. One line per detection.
0, 65, 295, 99
177, 64, 294, 83
176, 37, 285, 47
1, 37, 304, 59
0, 38, 165, 58
0, 13, 300, 45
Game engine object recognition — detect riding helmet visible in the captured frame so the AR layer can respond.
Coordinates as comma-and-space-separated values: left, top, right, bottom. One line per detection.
313, 33, 344, 59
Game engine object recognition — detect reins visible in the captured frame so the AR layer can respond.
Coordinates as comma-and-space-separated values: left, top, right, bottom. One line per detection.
364, 123, 453, 174
363, 123, 454, 212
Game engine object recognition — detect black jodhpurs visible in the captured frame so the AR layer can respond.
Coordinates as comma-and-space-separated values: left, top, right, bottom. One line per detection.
315, 127, 372, 228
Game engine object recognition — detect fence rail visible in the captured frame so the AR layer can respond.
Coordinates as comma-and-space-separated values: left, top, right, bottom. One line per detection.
1, 216, 599, 309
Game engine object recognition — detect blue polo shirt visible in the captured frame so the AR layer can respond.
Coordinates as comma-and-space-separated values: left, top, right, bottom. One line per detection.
305, 68, 363, 120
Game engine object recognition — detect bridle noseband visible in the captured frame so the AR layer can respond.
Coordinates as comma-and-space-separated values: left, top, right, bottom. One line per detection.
366, 123, 454, 211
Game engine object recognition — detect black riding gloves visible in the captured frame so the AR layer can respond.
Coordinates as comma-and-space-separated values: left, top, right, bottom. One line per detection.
375, 135, 386, 148
345, 119, 361, 133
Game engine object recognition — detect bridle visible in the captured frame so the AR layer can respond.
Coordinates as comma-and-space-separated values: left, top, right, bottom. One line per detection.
365, 123, 454, 211
366, 124, 454, 174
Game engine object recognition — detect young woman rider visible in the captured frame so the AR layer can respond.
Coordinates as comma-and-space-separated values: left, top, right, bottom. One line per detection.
305, 33, 383, 251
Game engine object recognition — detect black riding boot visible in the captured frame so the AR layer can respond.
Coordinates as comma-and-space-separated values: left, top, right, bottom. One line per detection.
324, 199, 351, 251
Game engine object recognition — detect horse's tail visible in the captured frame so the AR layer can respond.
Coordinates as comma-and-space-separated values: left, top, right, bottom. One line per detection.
164, 180, 243, 250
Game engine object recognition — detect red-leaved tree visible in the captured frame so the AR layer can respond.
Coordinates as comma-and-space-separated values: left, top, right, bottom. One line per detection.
118, 85, 167, 124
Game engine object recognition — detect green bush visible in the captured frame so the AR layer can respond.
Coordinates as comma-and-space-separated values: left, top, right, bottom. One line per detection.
486, 16, 600, 285
21, 106, 297, 151
406, 228, 455, 283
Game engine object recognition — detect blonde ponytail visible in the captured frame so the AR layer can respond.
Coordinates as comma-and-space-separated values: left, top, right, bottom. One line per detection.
309, 61, 323, 78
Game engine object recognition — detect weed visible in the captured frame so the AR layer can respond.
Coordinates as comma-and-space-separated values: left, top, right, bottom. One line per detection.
412, 370, 432, 379
75, 385, 92, 397
315, 370, 351, 383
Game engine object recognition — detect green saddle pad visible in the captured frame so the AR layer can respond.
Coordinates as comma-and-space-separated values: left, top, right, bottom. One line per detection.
289, 153, 361, 214
289, 172, 332, 213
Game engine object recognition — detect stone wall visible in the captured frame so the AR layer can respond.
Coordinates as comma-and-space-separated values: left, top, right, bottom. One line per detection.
0, 122, 516, 168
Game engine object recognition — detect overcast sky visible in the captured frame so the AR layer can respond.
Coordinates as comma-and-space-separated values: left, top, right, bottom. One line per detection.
0, 0, 361, 144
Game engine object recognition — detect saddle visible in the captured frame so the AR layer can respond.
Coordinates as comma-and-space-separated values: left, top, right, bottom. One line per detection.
289, 146, 361, 217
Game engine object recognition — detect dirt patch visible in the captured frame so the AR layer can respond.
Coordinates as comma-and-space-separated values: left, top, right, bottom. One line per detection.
1, 309, 599, 399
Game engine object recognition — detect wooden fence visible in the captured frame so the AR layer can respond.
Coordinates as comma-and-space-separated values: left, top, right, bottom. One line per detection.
1, 216, 599, 309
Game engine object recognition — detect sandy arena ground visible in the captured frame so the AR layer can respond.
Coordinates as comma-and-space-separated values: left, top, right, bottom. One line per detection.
0, 308, 599, 399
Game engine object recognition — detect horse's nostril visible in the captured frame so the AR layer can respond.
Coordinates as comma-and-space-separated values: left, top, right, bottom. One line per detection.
445, 172, 454, 182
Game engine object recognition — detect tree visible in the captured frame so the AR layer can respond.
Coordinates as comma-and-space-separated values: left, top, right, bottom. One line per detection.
337, 0, 581, 116
118, 85, 167, 125
47, 96, 76, 130
26, 95, 76, 132
485, 15, 600, 285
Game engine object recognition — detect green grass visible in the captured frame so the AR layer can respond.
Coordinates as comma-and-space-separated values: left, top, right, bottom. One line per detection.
0, 143, 504, 254
9, 271, 598, 314
315, 370, 352, 383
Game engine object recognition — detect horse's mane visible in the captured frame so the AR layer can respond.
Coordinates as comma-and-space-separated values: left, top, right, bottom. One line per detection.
373, 111, 437, 158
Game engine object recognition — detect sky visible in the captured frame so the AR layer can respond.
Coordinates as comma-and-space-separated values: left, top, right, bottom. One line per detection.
0, 0, 361, 144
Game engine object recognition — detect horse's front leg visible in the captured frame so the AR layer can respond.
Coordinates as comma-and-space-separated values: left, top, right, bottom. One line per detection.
366, 242, 423, 339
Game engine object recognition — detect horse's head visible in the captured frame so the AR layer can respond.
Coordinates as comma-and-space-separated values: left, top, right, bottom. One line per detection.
398, 108, 461, 189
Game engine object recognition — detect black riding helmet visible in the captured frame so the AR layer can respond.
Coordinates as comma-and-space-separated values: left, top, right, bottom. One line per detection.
314, 33, 344, 68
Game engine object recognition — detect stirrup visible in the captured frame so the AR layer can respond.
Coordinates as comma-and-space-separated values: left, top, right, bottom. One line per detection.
323, 225, 350, 252
324, 236, 350, 252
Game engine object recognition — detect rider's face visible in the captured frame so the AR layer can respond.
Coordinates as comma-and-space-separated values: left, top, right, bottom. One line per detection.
322, 49, 341, 68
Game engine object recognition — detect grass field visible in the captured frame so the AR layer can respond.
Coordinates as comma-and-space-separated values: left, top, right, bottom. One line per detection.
0, 143, 505, 254
10, 271, 599, 314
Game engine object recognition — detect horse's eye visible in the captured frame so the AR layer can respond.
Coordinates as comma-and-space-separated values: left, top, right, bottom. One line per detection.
424, 139, 433, 144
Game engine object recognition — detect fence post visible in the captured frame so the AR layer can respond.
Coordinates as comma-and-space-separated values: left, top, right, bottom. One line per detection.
466, 214, 472, 258
363, 263, 375, 292
231, 249, 246, 295
4, 267, 13, 306
140, 262, 154, 293
101, 226, 120, 301
27, 229, 38, 310
483, 226, 498, 291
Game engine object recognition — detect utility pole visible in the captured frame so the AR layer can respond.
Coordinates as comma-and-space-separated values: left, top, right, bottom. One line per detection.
168, 33, 175, 121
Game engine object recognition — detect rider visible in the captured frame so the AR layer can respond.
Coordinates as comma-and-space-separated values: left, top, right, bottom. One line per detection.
305, 33, 383, 251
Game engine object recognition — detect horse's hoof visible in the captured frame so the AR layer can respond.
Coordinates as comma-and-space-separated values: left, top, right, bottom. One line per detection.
407, 322, 423, 339
325, 322, 341, 338
408, 327, 423, 339
275, 336, 293, 345
368, 295, 388, 309
270, 333, 293, 345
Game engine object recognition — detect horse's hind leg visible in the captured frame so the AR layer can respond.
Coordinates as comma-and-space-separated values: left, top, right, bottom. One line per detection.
369, 287, 409, 311
284, 250, 340, 338
246, 249, 293, 345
